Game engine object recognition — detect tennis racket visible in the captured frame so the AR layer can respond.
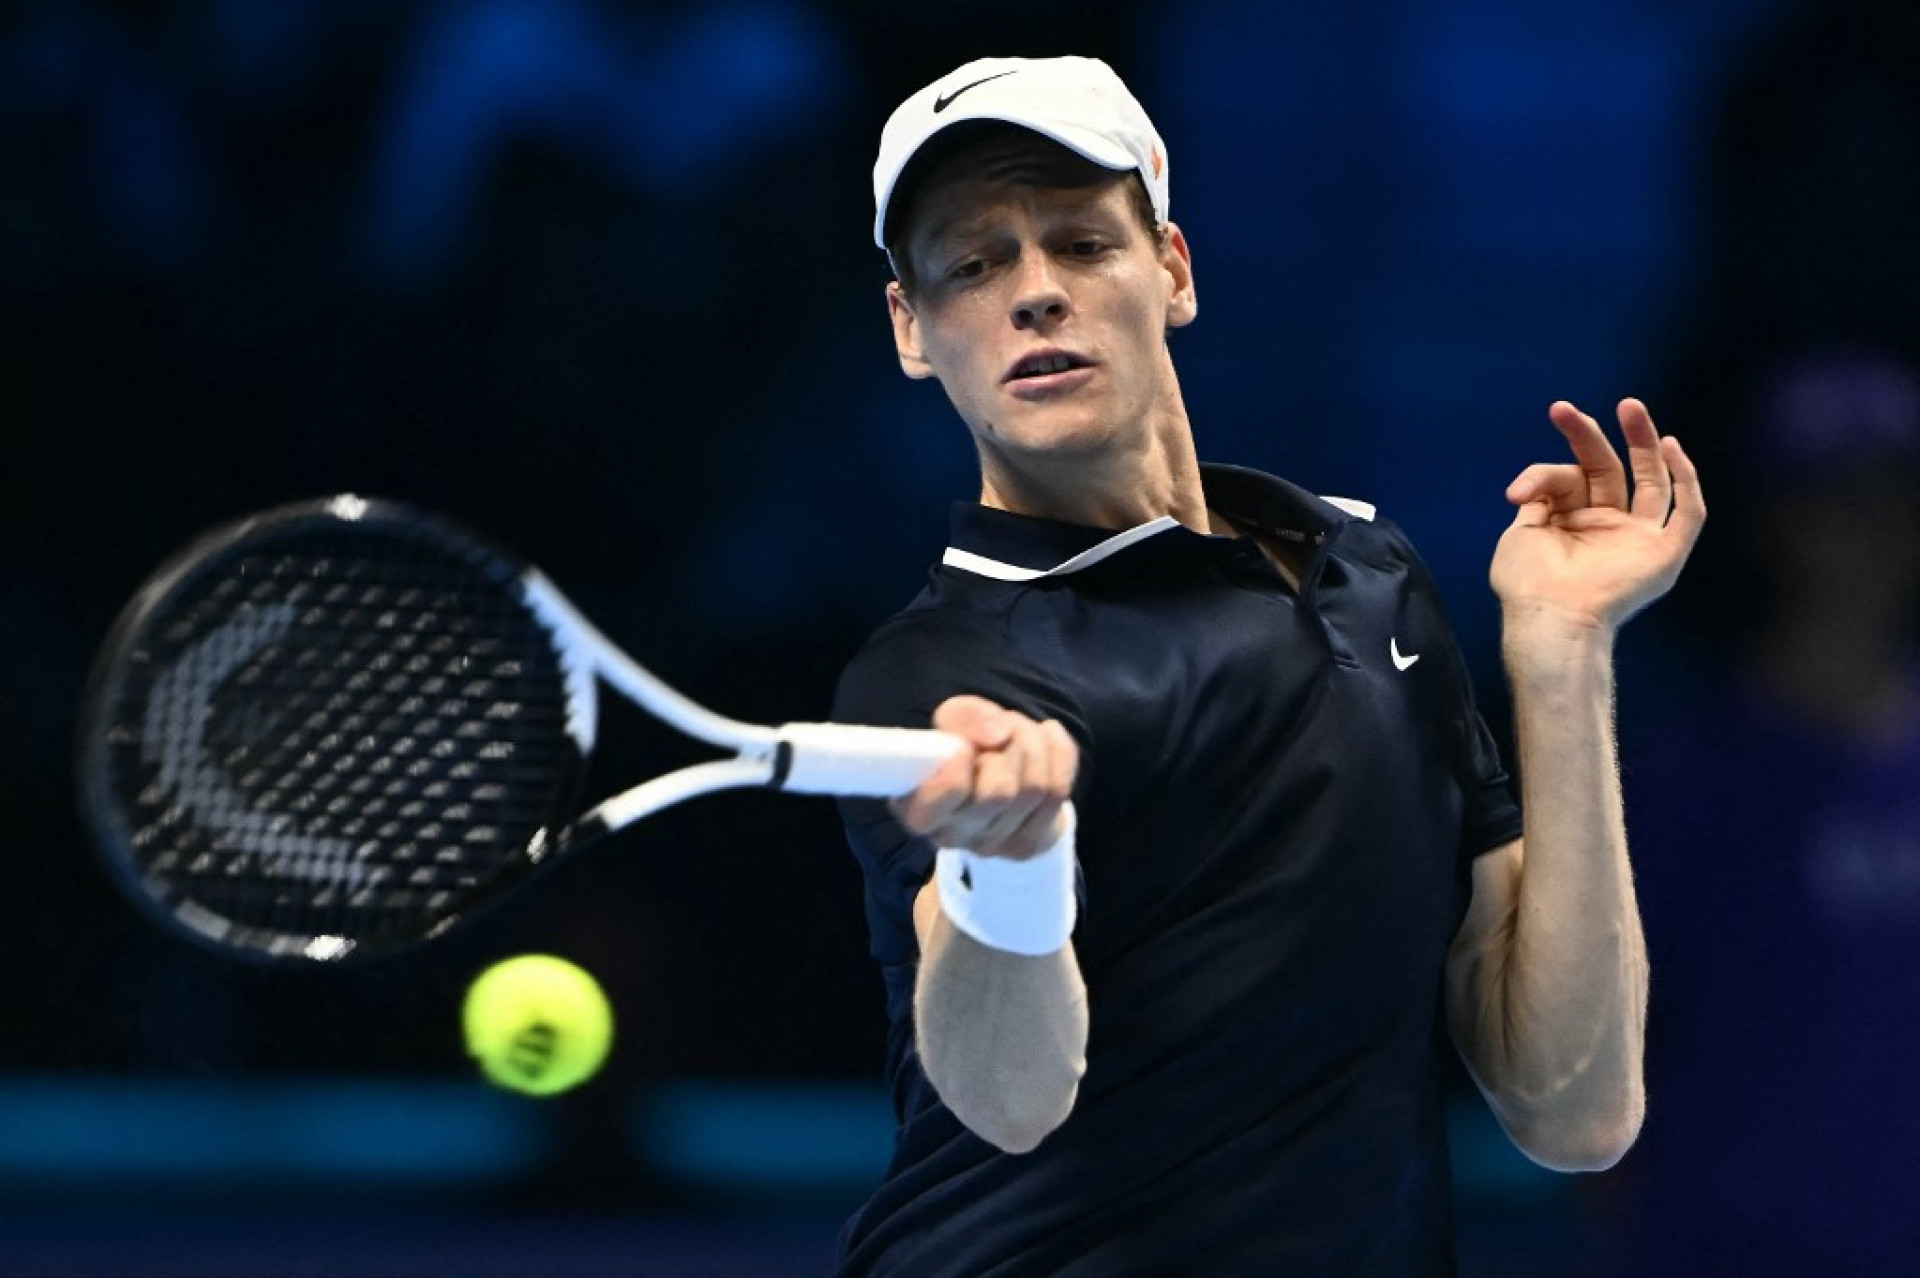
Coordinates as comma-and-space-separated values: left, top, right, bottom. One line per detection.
77, 494, 959, 962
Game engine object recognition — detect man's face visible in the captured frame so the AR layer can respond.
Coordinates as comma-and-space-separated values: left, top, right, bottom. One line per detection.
886, 135, 1196, 480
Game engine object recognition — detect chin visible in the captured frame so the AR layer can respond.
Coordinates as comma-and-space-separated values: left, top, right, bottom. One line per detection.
984, 410, 1122, 458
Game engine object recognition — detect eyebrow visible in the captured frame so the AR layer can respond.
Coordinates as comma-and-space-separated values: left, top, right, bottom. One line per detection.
912, 206, 977, 251
914, 186, 1131, 258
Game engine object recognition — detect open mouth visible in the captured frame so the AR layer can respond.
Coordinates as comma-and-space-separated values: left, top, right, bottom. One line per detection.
1005, 351, 1091, 383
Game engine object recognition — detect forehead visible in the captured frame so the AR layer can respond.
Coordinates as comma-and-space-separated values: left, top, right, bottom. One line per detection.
893, 126, 1132, 246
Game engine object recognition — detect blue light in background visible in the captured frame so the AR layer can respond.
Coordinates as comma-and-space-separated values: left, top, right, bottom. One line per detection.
0, 1077, 553, 1190
631, 1079, 894, 1204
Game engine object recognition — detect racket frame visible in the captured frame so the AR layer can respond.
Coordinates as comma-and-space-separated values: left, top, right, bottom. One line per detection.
77, 495, 960, 961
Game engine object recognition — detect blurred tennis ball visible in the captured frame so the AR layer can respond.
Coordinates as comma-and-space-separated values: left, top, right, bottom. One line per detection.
462, 954, 613, 1096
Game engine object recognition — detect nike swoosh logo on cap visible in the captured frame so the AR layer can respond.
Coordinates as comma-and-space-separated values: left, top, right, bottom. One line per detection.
1391, 638, 1421, 672
934, 70, 1018, 113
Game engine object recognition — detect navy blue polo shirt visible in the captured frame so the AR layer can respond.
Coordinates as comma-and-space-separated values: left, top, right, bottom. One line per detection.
832, 464, 1522, 1276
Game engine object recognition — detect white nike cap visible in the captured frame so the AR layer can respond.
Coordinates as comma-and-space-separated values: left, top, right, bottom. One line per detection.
872, 55, 1170, 250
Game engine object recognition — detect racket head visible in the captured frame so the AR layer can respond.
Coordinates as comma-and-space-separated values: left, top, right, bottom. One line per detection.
76, 495, 594, 961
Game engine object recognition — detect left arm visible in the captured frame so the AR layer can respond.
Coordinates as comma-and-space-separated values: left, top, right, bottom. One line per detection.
1446, 398, 1705, 1171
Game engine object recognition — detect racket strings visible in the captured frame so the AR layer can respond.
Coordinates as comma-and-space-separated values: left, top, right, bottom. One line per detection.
104, 531, 579, 950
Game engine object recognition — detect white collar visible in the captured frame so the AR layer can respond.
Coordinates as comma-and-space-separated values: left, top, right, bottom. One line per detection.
941, 516, 1182, 581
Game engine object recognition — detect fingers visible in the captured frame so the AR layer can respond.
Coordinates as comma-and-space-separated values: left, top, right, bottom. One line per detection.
1506, 462, 1589, 515
1662, 432, 1707, 546
1518, 398, 1696, 530
1546, 401, 1629, 510
892, 696, 1078, 860
932, 694, 1015, 749
1616, 398, 1674, 523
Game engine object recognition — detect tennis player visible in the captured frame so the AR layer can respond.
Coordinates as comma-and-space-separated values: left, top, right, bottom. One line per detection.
832, 56, 1704, 1275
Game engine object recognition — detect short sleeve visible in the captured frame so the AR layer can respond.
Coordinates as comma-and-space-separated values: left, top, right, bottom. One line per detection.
1458, 695, 1523, 857
1389, 524, 1523, 860
830, 606, 1086, 968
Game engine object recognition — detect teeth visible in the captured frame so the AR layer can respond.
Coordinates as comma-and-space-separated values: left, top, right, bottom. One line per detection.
1022, 355, 1072, 377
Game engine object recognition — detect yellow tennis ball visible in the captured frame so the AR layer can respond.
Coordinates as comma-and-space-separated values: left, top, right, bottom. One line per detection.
462, 954, 613, 1097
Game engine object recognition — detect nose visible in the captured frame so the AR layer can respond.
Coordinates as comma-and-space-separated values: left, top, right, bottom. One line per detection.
1010, 253, 1069, 330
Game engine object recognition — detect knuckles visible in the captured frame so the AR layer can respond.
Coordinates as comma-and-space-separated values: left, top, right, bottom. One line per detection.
888, 704, 1076, 857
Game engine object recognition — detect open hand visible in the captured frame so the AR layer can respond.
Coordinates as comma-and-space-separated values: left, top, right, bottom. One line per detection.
1490, 398, 1706, 632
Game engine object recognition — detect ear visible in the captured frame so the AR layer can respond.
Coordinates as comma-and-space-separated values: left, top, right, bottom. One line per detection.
1161, 223, 1197, 329
887, 282, 935, 380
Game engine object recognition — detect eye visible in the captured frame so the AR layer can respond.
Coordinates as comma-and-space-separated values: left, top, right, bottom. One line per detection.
934, 243, 1001, 285
1058, 235, 1116, 262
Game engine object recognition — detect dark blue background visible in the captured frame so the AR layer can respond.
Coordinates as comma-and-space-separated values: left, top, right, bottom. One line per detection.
4, 1, 1916, 1272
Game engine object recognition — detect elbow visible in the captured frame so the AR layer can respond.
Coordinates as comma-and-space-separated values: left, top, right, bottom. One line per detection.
940, 1071, 1082, 1155
922, 1030, 1085, 1154
1506, 1090, 1645, 1173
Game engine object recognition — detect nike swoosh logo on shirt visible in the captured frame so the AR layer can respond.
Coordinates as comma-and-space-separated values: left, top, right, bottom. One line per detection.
933, 70, 1018, 113
1391, 638, 1421, 672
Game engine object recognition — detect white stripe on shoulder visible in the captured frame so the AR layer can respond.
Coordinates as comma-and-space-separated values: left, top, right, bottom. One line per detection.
942, 515, 1181, 580
1321, 495, 1376, 522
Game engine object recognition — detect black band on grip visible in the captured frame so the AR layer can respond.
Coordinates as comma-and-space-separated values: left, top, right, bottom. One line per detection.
769, 739, 794, 790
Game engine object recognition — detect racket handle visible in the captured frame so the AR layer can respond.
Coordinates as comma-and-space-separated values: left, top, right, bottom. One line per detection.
774, 723, 966, 797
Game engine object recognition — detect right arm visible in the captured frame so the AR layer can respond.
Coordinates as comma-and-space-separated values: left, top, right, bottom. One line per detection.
896, 695, 1089, 1154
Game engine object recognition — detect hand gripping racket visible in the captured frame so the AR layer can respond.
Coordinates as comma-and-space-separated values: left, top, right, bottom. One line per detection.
77, 495, 959, 962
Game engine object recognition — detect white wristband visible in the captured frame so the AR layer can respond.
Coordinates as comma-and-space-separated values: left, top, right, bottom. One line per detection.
933, 803, 1078, 956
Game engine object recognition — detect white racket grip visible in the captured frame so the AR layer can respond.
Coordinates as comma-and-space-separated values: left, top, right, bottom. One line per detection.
774, 722, 967, 797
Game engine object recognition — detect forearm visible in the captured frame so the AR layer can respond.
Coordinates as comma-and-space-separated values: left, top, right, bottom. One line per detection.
912, 883, 1089, 1153
1464, 606, 1648, 1168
